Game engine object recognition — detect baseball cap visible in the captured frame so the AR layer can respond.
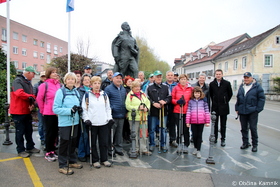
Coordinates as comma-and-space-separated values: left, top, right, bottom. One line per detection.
112, 72, 123, 78
40, 71, 46, 77
174, 72, 179, 76
153, 70, 162, 76
84, 65, 91, 70
149, 74, 154, 78
25, 66, 39, 74
243, 72, 252, 77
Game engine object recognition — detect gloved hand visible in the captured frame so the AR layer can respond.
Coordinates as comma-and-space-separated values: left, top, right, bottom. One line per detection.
84, 120, 92, 126
77, 106, 83, 114
177, 99, 186, 105
107, 119, 115, 128
71, 105, 78, 116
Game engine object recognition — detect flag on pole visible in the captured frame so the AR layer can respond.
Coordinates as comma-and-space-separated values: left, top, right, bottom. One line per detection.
66, 0, 74, 12
0, 0, 7, 4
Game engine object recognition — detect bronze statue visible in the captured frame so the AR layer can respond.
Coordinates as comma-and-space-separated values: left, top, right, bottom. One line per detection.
112, 22, 139, 78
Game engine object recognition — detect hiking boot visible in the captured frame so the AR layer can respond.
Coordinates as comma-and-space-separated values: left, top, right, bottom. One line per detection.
142, 151, 152, 156
196, 151, 201, 159
93, 162, 101, 169
58, 168, 74, 175
221, 140, 226, 147
192, 149, 198, 155
18, 151, 30, 158
45, 152, 56, 162
170, 141, 178, 148
78, 157, 87, 162
101, 161, 112, 167
183, 145, 188, 154
149, 146, 155, 152
26, 148, 40, 153
69, 163, 83, 169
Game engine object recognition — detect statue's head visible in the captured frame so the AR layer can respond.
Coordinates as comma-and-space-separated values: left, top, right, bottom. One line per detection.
121, 22, 131, 32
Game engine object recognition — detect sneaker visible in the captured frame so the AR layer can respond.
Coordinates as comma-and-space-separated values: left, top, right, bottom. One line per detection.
18, 151, 30, 158
192, 149, 198, 155
101, 161, 112, 167
149, 146, 155, 152
58, 168, 74, 175
26, 148, 40, 153
45, 152, 56, 162
196, 151, 201, 159
142, 151, 152, 156
51, 151, 58, 159
170, 141, 178, 148
161, 146, 168, 153
183, 146, 188, 154
69, 163, 83, 169
41, 140, 45, 146
93, 162, 101, 168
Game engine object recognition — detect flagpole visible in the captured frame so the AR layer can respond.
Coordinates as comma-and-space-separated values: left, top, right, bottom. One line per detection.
67, 12, 71, 73
6, 0, 10, 104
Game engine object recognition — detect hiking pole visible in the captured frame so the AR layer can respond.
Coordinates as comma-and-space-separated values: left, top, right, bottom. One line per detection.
111, 126, 114, 162
67, 110, 76, 175
158, 106, 162, 154
79, 111, 87, 162
89, 124, 92, 169
180, 103, 184, 156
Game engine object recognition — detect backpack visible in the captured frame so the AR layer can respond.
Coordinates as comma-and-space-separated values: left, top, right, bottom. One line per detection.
84, 91, 107, 111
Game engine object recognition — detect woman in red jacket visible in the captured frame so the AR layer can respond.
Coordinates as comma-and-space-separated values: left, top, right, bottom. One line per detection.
171, 74, 193, 154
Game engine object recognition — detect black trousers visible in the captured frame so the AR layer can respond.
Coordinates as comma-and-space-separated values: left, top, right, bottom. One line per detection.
191, 124, 204, 151
214, 115, 227, 141
58, 125, 78, 168
89, 125, 109, 163
174, 113, 190, 147
239, 112, 259, 147
44, 115, 58, 152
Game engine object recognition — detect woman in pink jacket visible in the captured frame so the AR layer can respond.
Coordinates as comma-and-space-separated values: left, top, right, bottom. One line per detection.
186, 87, 210, 159
37, 67, 61, 162
171, 74, 193, 154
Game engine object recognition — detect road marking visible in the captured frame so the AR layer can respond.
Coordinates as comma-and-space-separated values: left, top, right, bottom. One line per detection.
192, 167, 212, 174
23, 158, 43, 187
0, 156, 22, 162
241, 154, 264, 163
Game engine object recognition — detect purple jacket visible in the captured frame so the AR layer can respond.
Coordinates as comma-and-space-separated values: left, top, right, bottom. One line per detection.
186, 99, 210, 124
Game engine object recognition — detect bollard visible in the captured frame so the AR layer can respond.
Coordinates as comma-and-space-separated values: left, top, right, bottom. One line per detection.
3, 102, 13, 145
206, 111, 216, 164
129, 109, 137, 158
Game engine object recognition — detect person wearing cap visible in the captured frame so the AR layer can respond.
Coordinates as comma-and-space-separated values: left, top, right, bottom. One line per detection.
174, 72, 179, 83
146, 70, 171, 153
101, 70, 113, 91
33, 71, 47, 146
10, 66, 40, 158
84, 65, 93, 75
104, 72, 127, 156
209, 69, 233, 147
142, 73, 154, 92
235, 72, 265, 152
164, 71, 178, 148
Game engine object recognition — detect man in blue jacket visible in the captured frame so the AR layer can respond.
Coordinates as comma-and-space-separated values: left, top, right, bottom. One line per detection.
235, 72, 265, 152
104, 72, 127, 156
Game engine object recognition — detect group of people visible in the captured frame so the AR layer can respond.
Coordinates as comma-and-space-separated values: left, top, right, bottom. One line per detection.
10, 64, 265, 175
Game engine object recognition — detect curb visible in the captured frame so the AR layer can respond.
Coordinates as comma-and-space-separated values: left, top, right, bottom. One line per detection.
0, 127, 38, 134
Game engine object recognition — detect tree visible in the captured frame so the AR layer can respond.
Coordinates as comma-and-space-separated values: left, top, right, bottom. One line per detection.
0, 47, 17, 123
48, 53, 96, 76
273, 77, 280, 93
136, 36, 171, 78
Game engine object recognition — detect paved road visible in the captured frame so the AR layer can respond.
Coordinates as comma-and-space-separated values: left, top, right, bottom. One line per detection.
0, 97, 280, 186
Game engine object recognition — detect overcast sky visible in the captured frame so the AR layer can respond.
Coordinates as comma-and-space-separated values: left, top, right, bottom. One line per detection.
1, 0, 280, 68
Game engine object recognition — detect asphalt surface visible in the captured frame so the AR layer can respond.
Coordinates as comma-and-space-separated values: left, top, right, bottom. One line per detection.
0, 98, 280, 187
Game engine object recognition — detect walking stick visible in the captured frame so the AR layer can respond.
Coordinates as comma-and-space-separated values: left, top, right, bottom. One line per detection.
89, 124, 92, 168
111, 127, 114, 161
158, 106, 164, 153
158, 107, 162, 153
67, 112, 75, 175
179, 103, 184, 155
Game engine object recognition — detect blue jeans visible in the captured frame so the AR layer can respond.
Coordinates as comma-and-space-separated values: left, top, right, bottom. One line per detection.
78, 122, 90, 158
37, 109, 45, 141
12, 114, 35, 153
149, 116, 167, 147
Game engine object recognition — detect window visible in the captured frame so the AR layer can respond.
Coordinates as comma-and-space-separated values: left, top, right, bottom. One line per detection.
218, 63, 222, 69
40, 41, 44, 48
33, 64, 37, 71
233, 59, 238, 70
22, 35, 27, 42
233, 80, 237, 90
47, 54, 51, 64
264, 55, 273, 67
33, 39, 38, 45
224, 61, 228, 72
1, 43, 7, 53
1, 28, 7, 41
47, 43, 51, 53
40, 53, 44, 59
60, 47, 63, 53
12, 61, 18, 68
22, 62, 27, 69
13, 32, 18, 40
13, 46, 18, 54
33, 51, 38, 58
22, 48, 27, 56
242, 56, 247, 69
54, 45, 58, 55
276, 36, 280, 44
